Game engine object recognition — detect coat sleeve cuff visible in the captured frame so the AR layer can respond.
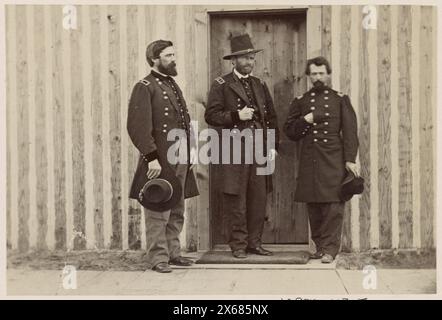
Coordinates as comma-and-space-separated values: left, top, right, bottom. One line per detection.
142, 150, 159, 162
344, 154, 356, 163
231, 111, 241, 124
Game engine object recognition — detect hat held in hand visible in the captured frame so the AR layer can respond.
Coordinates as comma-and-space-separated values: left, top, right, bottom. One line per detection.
138, 169, 182, 211
339, 171, 364, 202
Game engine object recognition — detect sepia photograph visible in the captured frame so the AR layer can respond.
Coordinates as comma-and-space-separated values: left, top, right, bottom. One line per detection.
1, 0, 439, 300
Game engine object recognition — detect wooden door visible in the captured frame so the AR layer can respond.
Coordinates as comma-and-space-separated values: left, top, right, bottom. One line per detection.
209, 12, 309, 245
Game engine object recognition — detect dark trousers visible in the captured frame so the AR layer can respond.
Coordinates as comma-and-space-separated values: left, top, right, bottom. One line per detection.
223, 163, 267, 251
143, 164, 188, 268
307, 202, 345, 258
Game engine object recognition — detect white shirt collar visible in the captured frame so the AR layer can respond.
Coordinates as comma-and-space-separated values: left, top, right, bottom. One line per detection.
153, 68, 170, 78
233, 68, 249, 79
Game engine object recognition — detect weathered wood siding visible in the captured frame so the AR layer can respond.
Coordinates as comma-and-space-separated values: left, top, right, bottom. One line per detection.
6, 5, 436, 252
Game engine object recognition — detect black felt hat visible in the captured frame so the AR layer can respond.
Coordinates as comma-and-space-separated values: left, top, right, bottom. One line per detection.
339, 171, 364, 202
223, 34, 263, 60
137, 169, 182, 211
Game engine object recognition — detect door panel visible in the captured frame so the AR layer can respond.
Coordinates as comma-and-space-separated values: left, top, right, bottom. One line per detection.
209, 13, 309, 245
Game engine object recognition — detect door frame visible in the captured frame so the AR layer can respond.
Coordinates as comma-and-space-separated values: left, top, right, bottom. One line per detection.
194, 5, 322, 251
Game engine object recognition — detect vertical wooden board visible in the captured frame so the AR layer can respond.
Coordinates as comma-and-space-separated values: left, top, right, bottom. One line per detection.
390, 5, 400, 249
209, 16, 230, 244
108, 5, 122, 249
119, 5, 129, 251
306, 6, 322, 62
70, 6, 86, 250
339, 5, 352, 251
321, 5, 332, 62
377, 5, 392, 249
350, 5, 361, 251
82, 5, 95, 250
44, 5, 56, 250
16, 6, 30, 252
358, 6, 371, 251
126, 5, 142, 250
34, 5, 49, 250
253, 17, 276, 243
368, 8, 379, 249
293, 17, 309, 244
90, 5, 104, 249
27, 6, 37, 250
271, 17, 298, 243
100, 6, 112, 248
6, 5, 15, 250
165, 5, 177, 42
419, 6, 434, 248
183, 6, 198, 252
397, 5, 413, 248
410, 5, 421, 249
194, 7, 210, 250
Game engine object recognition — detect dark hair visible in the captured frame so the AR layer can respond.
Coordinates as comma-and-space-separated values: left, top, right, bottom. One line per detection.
305, 56, 332, 75
145, 40, 173, 67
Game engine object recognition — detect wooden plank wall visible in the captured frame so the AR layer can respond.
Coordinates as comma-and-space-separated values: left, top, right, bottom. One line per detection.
321, 5, 436, 251
6, 5, 436, 252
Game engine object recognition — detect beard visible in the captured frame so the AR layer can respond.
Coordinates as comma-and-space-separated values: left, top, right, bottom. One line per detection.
312, 80, 325, 91
235, 64, 254, 75
158, 61, 178, 76
313, 80, 325, 88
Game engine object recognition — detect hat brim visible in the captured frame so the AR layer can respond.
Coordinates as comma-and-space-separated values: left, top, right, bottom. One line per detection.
339, 172, 364, 202
223, 48, 263, 60
138, 169, 182, 211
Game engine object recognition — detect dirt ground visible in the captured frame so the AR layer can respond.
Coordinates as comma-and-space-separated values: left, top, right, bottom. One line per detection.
7, 248, 436, 271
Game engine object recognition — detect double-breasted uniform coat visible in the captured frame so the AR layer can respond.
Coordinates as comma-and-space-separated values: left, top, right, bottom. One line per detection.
127, 70, 198, 267
284, 85, 359, 258
204, 71, 280, 195
127, 71, 199, 200
283, 86, 358, 202
205, 70, 279, 251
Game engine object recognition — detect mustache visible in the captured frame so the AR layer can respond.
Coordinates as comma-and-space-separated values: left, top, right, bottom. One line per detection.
313, 80, 324, 86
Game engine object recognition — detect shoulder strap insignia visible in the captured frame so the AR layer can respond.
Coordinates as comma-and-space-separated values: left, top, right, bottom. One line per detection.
140, 79, 150, 86
337, 91, 345, 97
215, 77, 225, 85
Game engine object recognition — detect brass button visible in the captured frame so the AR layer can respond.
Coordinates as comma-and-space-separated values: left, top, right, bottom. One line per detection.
314, 139, 318, 142
163, 124, 167, 127
158, 81, 162, 85
324, 90, 329, 94
325, 104, 329, 108
164, 107, 169, 111
162, 129, 167, 133
164, 96, 168, 100
324, 131, 328, 134
163, 91, 167, 94
324, 96, 329, 100
313, 130, 318, 134
165, 112, 169, 116
310, 99, 315, 103
311, 92, 315, 96
310, 106, 315, 110
313, 123, 317, 126
325, 122, 329, 125
325, 112, 330, 116
323, 139, 328, 142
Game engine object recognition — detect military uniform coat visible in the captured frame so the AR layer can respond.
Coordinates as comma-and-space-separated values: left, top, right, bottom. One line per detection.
127, 71, 199, 200
204, 71, 280, 195
283, 86, 358, 203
